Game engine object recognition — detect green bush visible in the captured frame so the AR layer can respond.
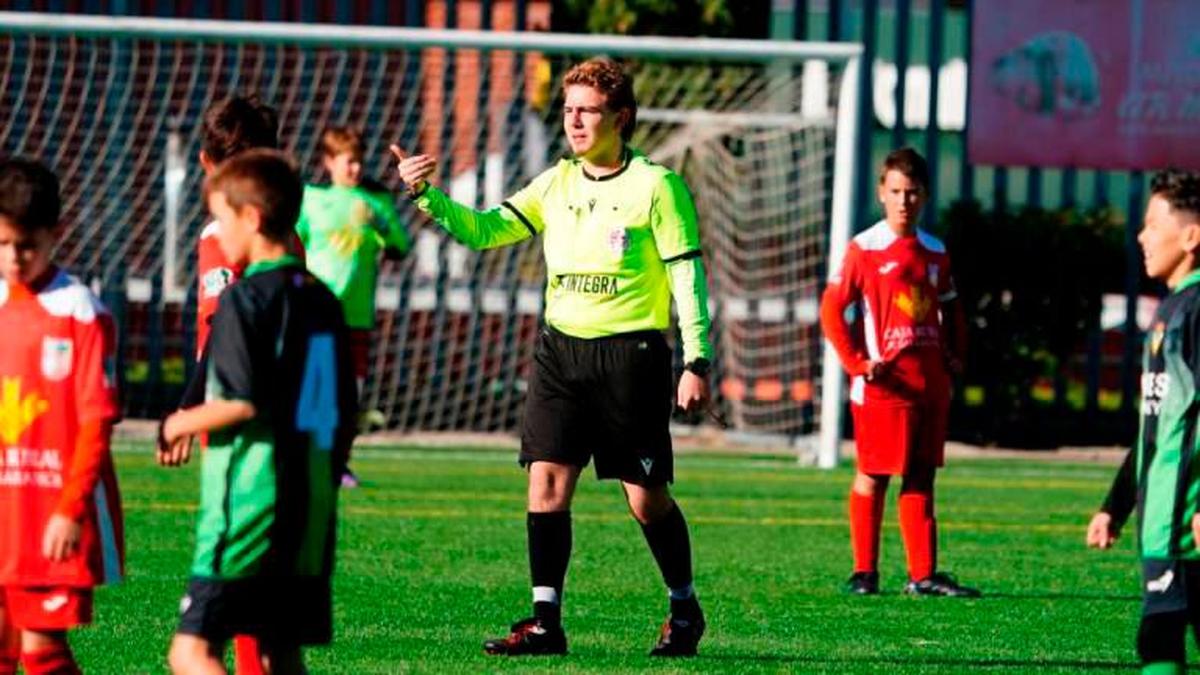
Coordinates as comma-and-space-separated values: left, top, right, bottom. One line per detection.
937, 200, 1129, 446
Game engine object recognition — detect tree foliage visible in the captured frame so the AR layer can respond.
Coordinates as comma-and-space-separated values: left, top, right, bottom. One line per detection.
551, 0, 769, 38
939, 200, 1132, 447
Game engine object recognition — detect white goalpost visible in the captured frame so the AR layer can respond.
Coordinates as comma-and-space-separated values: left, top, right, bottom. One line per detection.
0, 11, 862, 468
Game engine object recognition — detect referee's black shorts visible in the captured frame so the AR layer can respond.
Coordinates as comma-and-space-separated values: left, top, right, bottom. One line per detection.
520, 325, 675, 486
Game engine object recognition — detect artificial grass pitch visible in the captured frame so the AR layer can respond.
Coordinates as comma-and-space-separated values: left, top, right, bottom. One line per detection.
75, 442, 1147, 673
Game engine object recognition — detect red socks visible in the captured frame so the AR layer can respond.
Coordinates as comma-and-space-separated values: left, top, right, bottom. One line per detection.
849, 490, 884, 573
20, 645, 80, 675
233, 635, 264, 675
898, 489, 937, 581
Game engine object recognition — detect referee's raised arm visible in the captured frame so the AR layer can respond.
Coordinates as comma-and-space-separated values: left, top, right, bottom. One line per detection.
390, 143, 543, 250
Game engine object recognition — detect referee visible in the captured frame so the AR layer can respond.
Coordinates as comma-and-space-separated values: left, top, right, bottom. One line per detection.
392, 57, 714, 658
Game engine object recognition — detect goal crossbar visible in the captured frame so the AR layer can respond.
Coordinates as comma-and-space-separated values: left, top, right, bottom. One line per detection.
0, 11, 861, 63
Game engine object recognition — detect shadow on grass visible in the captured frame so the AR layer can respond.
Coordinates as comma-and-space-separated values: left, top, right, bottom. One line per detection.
980, 591, 1139, 602
844, 591, 1138, 602
702, 653, 1135, 670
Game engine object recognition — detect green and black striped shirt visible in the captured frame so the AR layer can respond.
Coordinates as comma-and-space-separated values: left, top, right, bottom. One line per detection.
1103, 270, 1200, 560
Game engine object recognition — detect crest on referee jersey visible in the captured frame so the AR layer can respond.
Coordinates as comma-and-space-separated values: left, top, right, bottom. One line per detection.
41, 337, 73, 382
607, 227, 629, 255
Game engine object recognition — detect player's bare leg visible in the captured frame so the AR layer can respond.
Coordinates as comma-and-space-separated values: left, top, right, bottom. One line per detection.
483, 461, 579, 656
20, 630, 79, 675
624, 482, 705, 657
168, 634, 227, 675
848, 472, 889, 594
528, 461, 580, 513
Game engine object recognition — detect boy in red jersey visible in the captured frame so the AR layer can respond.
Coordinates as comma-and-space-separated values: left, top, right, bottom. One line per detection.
0, 159, 123, 674
194, 96, 281, 356
819, 147, 977, 597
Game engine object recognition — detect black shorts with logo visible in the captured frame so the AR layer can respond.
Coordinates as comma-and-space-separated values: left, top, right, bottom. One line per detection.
520, 325, 675, 485
176, 576, 332, 647
1142, 559, 1200, 617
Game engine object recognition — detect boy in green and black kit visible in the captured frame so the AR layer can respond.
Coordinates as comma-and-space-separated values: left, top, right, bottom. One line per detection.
160, 150, 358, 674
1088, 169, 1200, 675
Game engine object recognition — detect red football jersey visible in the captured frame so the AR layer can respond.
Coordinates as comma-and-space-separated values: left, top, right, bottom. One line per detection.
195, 221, 305, 358
0, 269, 124, 587
821, 221, 962, 406
196, 220, 245, 358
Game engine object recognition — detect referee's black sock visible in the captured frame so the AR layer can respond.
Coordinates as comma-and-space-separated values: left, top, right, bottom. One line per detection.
640, 501, 701, 619
528, 510, 571, 627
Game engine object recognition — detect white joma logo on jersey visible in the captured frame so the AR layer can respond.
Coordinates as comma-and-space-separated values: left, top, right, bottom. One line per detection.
878, 262, 899, 275
42, 594, 69, 612
1148, 569, 1175, 593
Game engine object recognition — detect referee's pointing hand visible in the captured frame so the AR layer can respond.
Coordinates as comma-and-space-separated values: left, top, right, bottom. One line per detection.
390, 144, 438, 196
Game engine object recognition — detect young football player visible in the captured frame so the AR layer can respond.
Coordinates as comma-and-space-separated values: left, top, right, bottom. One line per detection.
167, 94, 283, 674
820, 147, 977, 597
0, 158, 124, 674
1088, 169, 1200, 675
161, 150, 357, 675
297, 126, 410, 486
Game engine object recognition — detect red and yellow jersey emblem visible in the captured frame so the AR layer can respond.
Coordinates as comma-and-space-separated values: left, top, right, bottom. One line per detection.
895, 285, 933, 322
0, 377, 49, 445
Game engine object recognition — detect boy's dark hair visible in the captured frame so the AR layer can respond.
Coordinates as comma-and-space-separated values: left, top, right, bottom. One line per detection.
879, 147, 930, 191
201, 95, 279, 164
0, 158, 61, 232
205, 149, 302, 243
1150, 169, 1200, 218
321, 126, 364, 159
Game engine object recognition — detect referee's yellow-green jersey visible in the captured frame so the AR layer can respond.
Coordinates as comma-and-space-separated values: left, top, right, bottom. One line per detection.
413, 149, 713, 364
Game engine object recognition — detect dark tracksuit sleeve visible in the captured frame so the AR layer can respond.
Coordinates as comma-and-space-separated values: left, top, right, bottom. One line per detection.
1100, 449, 1136, 528
178, 349, 210, 409
162, 348, 210, 446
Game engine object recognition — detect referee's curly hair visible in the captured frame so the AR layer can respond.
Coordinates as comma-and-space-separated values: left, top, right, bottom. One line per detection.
1151, 169, 1200, 217
564, 58, 637, 141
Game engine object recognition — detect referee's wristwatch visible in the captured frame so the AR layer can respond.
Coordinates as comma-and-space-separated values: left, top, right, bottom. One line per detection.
683, 358, 711, 378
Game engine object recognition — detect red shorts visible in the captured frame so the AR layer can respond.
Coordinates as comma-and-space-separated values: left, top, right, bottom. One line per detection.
349, 329, 371, 381
0, 586, 93, 631
851, 398, 948, 475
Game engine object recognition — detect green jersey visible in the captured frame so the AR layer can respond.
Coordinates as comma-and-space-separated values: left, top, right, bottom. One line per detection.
194, 255, 358, 580
1104, 270, 1200, 560
414, 149, 713, 363
297, 183, 411, 329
